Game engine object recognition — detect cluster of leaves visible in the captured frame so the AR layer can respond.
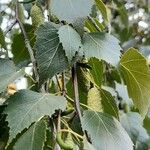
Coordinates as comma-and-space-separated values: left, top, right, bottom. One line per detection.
0, 0, 150, 149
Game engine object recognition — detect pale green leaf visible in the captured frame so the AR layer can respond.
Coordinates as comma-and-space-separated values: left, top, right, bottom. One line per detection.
14, 119, 47, 150
120, 112, 149, 145
95, 0, 108, 22
81, 110, 133, 150
58, 25, 82, 61
5, 90, 66, 145
51, 0, 93, 23
82, 33, 121, 66
34, 22, 68, 83
0, 59, 24, 93
120, 48, 150, 117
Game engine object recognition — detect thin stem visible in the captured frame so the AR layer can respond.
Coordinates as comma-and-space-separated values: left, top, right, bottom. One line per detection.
61, 72, 65, 96
72, 63, 82, 121
60, 129, 83, 140
55, 75, 62, 91
16, 1, 39, 83
54, 110, 61, 150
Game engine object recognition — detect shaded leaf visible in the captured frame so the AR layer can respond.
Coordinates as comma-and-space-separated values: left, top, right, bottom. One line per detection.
51, 0, 93, 23
88, 57, 103, 87
14, 119, 47, 150
0, 59, 24, 93
144, 117, 150, 136
82, 33, 121, 66
0, 28, 6, 49
5, 90, 66, 145
58, 25, 82, 61
11, 24, 35, 66
81, 110, 133, 150
120, 48, 150, 117
34, 22, 68, 83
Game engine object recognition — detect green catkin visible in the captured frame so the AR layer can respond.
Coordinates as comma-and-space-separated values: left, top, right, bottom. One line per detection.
56, 132, 74, 150
30, 4, 44, 28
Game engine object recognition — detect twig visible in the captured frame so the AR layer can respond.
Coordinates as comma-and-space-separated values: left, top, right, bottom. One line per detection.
4, 19, 17, 35
15, 1, 39, 82
61, 72, 66, 96
72, 63, 82, 121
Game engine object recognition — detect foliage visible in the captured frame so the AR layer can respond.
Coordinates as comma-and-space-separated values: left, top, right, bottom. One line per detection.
0, 0, 150, 149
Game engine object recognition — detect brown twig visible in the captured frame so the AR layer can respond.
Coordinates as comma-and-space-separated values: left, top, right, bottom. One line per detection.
72, 63, 82, 121
15, 1, 39, 83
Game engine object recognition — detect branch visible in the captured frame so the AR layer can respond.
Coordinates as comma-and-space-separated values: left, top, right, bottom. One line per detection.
72, 63, 82, 121
15, 1, 39, 82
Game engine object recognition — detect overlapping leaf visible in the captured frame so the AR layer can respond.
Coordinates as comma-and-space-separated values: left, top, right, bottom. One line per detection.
88, 57, 103, 86
58, 25, 82, 61
5, 90, 66, 145
0, 59, 23, 93
82, 33, 121, 66
14, 119, 47, 150
11, 24, 35, 66
50, 0, 93, 23
88, 87, 119, 119
120, 48, 150, 117
34, 22, 68, 83
81, 110, 133, 150
95, 0, 108, 22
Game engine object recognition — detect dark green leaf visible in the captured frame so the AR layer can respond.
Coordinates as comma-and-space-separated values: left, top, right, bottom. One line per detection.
34, 22, 68, 83
88, 57, 103, 87
14, 119, 47, 150
5, 90, 66, 145
11, 24, 35, 66
0, 28, 6, 49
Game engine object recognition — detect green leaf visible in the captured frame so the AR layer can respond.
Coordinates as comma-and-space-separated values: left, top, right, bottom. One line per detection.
81, 110, 133, 150
0, 28, 6, 49
144, 117, 150, 136
120, 48, 150, 117
11, 24, 35, 66
34, 22, 68, 83
95, 0, 108, 22
5, 90, 66, 145
82, 33, 121, 66
58, 25, 82, 61
50, 0, 93, 23
0, 59, 24, 93
120, 112, 149, 145
87, 87, 119, 119
88, 57, 103, 87
14, 119, 47, 150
